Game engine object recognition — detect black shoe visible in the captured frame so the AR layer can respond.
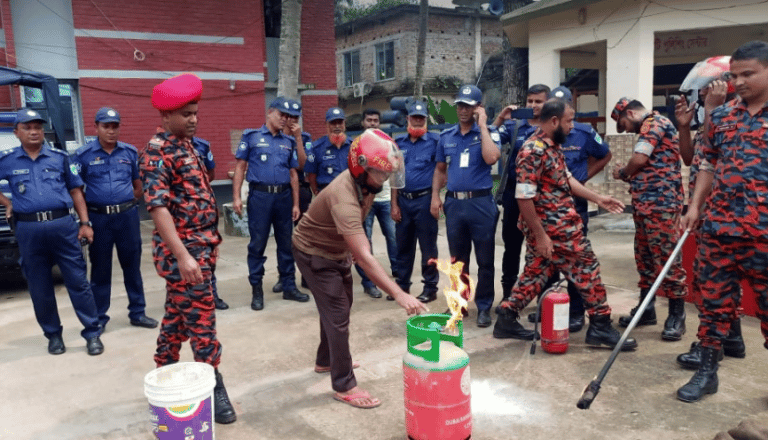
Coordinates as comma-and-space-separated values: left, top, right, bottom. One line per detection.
676, 341, 723, 370
723, 318, 746, 358
677, 346, 719, 402
48, 334, 65, 355
386, 295, 395, 301
661, 298, 686, 341
272, 281, 283, 293
416, 291, 437, 303
283, 288, 310, 302
214, 371, 237, 424
493, 309, 534, 340
251, 284, 264, 310
618, 288, 657, 327
364, 286, 382, 298
569, 313, 585, 333
130, 315, 159, 329
86, 336, 104, 356
477, 309, 492, 328
585, 314, 638, 351
214, 297, 229, 310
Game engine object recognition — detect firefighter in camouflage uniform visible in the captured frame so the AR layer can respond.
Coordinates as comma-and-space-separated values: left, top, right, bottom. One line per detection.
677, 41, 768, 403
492, 99, 637, 352
139, 73, 236, 424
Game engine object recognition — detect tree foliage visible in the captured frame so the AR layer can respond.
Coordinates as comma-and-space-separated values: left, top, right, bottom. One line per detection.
337, 0, 418, 24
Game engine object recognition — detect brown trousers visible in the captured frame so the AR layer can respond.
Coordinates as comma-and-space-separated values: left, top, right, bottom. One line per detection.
293, 247, 356, 392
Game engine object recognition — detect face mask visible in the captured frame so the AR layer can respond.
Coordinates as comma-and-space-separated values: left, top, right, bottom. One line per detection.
407, 125, 427, 138
329, 133, 347, 147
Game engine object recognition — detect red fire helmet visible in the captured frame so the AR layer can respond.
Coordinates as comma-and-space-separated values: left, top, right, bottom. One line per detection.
348, 128, 405, 188
680, 56, 735, 94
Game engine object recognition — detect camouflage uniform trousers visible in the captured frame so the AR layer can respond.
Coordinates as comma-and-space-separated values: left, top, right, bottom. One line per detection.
153, 244, 221, 368
696, 233, 768, 350
500, 230, 611, 317
633, 210, 687, 298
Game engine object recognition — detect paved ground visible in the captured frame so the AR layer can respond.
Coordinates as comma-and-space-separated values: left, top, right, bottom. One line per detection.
1, 213, 767, 440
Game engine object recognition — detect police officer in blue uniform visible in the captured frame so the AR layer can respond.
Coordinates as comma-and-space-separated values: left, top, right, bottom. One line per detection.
232, 97, 309, 311
305, 107, 351, 195
73, 107, 158, 330
192, 136, 230, 310
431, 85, 502, 327
392, 102, 440, 303
0, 109, 103, 355
491, 84, 549, 307
542, 86, 613, 331
272, 98, 313, 292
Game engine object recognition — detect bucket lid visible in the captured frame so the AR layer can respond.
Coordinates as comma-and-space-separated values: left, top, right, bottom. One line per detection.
144, 362, 216, 404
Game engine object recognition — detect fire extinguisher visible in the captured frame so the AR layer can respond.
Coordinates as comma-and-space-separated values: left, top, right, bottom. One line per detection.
531, 283, 570, 354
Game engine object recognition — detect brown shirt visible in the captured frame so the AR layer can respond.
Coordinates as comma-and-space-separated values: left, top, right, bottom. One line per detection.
292, 169, 373, 260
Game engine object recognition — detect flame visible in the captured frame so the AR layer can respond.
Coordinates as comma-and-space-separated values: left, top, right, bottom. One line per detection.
429, 258, 475, 331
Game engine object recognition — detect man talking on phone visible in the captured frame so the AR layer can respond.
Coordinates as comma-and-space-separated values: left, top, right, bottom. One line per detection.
431, 85, 501, 328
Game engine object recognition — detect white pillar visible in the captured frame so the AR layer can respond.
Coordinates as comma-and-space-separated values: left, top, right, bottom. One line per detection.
528, 45, 559, 90
475, 17, 483, 78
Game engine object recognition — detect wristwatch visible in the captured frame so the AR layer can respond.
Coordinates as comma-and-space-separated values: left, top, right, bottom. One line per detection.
79, 220, 93, 227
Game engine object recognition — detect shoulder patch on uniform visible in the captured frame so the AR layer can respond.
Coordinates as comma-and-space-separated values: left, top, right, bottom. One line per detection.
640, 123, 650, 134
533, 140, 545, 150
490, 132, 500, 143
307, 153, 315, 163
594, 132, 603, 144
69, 163, 79, 175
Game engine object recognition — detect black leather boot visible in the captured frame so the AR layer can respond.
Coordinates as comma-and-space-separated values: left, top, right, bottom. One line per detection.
213, 370, 237, 424
618, 288, 656, 327
676, 341, 723, 369
677, 345, 719, 402
661, 298, 686, 341
585, 314, 638, 351
251, 284, 264, 311
492, 309, 534, 340
723, 318, 746, 358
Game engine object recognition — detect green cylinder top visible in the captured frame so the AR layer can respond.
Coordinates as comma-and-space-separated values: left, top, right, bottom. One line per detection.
404, 314, 468, 370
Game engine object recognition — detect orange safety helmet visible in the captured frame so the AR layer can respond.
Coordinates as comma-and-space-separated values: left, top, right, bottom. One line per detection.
348, 128, 405, 188
680, 56, 735, 94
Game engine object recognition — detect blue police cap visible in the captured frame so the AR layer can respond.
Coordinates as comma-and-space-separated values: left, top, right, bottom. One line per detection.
269, 96, 287, 110
95, 107, 121, 124
549, 86, 573, 103
325, 107, 346, 122
284, 99, 302, 117
454, 85, 483, 106
14, 108, 45, 125
407, 101, 428, 117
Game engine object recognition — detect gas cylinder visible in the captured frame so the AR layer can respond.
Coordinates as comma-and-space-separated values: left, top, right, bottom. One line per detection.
403, 314, 471, 440
540, 287, 570, 354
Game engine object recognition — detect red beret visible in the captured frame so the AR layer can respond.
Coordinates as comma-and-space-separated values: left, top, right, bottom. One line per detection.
151, 73, 203, 111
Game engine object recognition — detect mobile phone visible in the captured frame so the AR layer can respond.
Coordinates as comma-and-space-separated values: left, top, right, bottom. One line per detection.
509, 108, 535, 120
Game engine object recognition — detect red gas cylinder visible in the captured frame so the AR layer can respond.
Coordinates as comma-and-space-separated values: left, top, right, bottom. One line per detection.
540, 288, 570, 354
403, 314, 471, 440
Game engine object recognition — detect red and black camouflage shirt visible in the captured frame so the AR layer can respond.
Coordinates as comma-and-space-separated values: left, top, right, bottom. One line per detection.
139, 129, 222, 249
702, 97, 768, 239
629, 112, 683, 214
515, 129, 583, 242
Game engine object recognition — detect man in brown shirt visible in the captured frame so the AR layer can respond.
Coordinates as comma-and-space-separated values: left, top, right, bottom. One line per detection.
293, 129, 427, 409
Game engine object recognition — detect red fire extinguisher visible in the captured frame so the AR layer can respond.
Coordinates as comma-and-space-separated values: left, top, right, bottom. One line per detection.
403, 314, 471, 440
532, 284, 570, 354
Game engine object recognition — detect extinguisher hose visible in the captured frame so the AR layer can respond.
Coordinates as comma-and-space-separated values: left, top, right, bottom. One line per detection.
576, 229, 691, 409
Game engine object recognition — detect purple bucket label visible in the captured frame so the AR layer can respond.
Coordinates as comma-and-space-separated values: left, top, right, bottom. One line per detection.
149, 395, 214, 440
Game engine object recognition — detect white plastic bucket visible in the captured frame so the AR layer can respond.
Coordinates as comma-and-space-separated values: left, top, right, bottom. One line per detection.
144, 362, 216, 440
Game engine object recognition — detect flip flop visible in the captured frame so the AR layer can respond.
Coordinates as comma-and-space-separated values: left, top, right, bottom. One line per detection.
333, 391, 381, 409
314, 361, 360, 374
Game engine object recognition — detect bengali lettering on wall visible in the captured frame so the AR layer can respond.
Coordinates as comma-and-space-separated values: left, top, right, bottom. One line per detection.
655, 33, 710, 57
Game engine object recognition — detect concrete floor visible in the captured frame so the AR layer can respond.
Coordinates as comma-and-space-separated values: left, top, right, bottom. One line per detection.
1, 213, 767, 440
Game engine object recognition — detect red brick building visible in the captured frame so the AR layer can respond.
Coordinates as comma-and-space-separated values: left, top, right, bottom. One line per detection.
0, 0, 336, 178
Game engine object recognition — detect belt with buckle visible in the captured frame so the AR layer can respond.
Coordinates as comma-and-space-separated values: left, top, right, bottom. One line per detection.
88, 200, 137, 215
400, 188, 431, 200
445, 189, 492, 200
250, 183, 290, 194
14, 208, 71, 222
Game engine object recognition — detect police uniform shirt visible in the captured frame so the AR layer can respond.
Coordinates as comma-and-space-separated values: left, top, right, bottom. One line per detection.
192, 137, 216, 171
235, 125, 298, 185
561, 122, 610, 183
304, 135, 352, 186
395, 131, 439, 192
0, 144, 82, 213
73, 140, 139, 206
497, 118, 538, 181
436, 123, 501, 192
